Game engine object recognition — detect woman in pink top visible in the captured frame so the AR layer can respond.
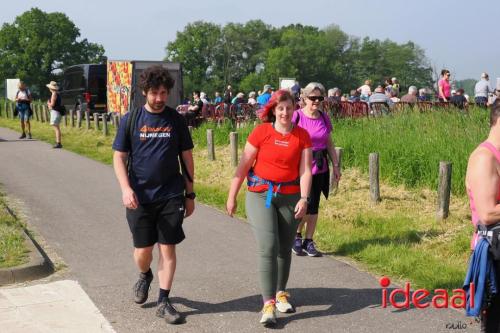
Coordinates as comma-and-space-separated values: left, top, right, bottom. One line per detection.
291, 82, 341, 257
438, 69, 451, 102
465, 102, 500, 331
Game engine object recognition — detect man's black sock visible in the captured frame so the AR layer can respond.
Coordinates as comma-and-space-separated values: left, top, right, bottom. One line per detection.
158, 289, 170, 303
142, 268, 153, 278
296, 232, 302, 238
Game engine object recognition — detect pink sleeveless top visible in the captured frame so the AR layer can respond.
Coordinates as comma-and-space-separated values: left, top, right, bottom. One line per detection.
467, 141, 500, 249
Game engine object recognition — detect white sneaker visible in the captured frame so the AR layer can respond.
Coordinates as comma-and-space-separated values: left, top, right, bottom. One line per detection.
276, 291, 295, 313
260, 301, 277, 326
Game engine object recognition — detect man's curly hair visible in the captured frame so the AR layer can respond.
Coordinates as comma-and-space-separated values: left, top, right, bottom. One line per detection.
139, 65, 175, 93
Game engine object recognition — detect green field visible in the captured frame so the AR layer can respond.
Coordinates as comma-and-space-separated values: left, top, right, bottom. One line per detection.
0, 103, 483, 290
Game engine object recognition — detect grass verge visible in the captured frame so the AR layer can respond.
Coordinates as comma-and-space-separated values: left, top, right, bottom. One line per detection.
0, 191, 29, 268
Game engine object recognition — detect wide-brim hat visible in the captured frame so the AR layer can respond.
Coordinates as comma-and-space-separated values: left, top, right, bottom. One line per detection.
46, 81, 59, 91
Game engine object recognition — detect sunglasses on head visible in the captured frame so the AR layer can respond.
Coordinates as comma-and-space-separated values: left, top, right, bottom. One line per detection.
307, 96, 324, 102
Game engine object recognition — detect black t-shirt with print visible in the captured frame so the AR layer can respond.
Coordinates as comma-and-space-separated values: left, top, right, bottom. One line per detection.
113, 106, 194, 204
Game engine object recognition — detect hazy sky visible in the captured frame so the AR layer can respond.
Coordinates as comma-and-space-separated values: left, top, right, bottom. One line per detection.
2, 0, 499, 83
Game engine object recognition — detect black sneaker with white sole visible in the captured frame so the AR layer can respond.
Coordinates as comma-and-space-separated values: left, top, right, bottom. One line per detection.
156, 298, 183, 324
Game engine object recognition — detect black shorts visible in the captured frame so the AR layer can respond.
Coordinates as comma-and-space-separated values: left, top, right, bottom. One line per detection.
307, 171, 329, 215
126, 195, 185, 248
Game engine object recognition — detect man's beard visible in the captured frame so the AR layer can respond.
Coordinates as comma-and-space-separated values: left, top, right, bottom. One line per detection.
148, 101, 165, 112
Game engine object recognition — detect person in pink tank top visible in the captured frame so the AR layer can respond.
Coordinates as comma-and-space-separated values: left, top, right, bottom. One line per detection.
438, 69, 451, 102
465, 101, 500, 331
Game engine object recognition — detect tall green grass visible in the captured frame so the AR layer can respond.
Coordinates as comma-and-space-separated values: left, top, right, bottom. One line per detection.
333, 108, 488, 196
190, 121, 254, 149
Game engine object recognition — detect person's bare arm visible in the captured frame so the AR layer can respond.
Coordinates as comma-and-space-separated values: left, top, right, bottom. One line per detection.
326, 136, 341, 181
295, 147, 312, 219
226, 142, 258, 217
468, 149, 500, 225
181, 149, 195, 217
113, 151, 138, 209
48, 92, 57, 108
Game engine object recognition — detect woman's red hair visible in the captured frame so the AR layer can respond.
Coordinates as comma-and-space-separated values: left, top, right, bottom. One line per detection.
259, 89, 295, 123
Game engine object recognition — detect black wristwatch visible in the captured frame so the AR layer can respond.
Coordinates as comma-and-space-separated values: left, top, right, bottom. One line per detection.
185, 192, 196, 200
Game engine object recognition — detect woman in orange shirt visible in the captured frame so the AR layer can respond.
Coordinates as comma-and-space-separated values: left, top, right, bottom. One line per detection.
226, 90, 312, 326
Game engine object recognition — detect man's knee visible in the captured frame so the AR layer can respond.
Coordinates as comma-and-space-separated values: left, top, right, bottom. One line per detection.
135, 245, 154, 258
158, 244, 176, 260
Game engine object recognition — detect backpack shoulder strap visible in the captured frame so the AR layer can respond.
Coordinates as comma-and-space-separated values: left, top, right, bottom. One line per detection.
126, 107, 141, 149
171, 110, 193, 183
125, 107, 141, 173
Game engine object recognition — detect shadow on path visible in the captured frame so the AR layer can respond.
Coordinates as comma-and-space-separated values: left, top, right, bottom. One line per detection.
142, 287, 408, 329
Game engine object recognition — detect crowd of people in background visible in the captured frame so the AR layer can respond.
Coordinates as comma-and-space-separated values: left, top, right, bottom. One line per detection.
180, 70, 500, 122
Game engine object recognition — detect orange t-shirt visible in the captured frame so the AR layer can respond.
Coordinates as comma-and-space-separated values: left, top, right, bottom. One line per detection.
247, 123, 312, 194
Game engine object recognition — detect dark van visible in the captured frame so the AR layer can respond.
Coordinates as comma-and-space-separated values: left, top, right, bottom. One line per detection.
60, 64, 107, 114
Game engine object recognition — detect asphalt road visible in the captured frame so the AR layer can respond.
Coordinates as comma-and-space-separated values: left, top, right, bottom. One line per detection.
0, 127, 478, 332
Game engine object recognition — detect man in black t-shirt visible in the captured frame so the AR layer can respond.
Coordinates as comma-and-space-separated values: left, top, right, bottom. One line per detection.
113, 66, 195, 325
451, 88, 468, 109
186, 90, 203, 126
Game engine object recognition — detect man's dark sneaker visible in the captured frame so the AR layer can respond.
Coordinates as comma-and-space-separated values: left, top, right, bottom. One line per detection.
27, 133, 32, 139
303, 240, 322, 257
53, 143, 62, 149
292, 235, 304, 256
19, 133, 26, 139
156, 298, 183, 324
133, 272, 153, 304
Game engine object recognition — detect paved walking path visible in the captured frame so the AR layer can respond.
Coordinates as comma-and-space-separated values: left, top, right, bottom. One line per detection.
0, 127, 478, 332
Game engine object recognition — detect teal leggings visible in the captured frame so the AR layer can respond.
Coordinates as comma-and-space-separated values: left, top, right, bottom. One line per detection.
245, 191, 301, 299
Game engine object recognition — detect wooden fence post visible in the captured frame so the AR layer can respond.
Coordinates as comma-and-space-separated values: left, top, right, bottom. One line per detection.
329, 147, 343, 193
44, 106, 50, 123
94, 113, 100, 131
85, 111, 91, 130
8, 102, 14, 118
69, 110, 75, 127
369, 153, 381, 203
34, 104, 39, 122
102, 114, 109, 136
76, 110, 82, 128
40, 105, 45, 123
230, 132, 238, 167
436, 161, 452, 220
207, 129, 215, 161
114, 114, 121, 128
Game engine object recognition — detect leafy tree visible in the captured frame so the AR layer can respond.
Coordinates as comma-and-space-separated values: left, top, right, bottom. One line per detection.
0, 8, 105, 97
166, 21, 222, 96
165, 20, 434, 99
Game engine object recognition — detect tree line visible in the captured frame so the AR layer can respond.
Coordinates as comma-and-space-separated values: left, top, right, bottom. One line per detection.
0, 9, 434, 100
165, 20, 434, 97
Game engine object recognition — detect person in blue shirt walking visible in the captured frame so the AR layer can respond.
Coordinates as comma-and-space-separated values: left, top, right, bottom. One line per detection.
257, 84, 273, 106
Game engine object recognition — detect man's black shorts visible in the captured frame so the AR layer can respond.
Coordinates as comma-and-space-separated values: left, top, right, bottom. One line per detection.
126, 195, 185, 248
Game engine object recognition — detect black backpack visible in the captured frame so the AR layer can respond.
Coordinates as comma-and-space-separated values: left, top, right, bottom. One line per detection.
124, 107, 193, 182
